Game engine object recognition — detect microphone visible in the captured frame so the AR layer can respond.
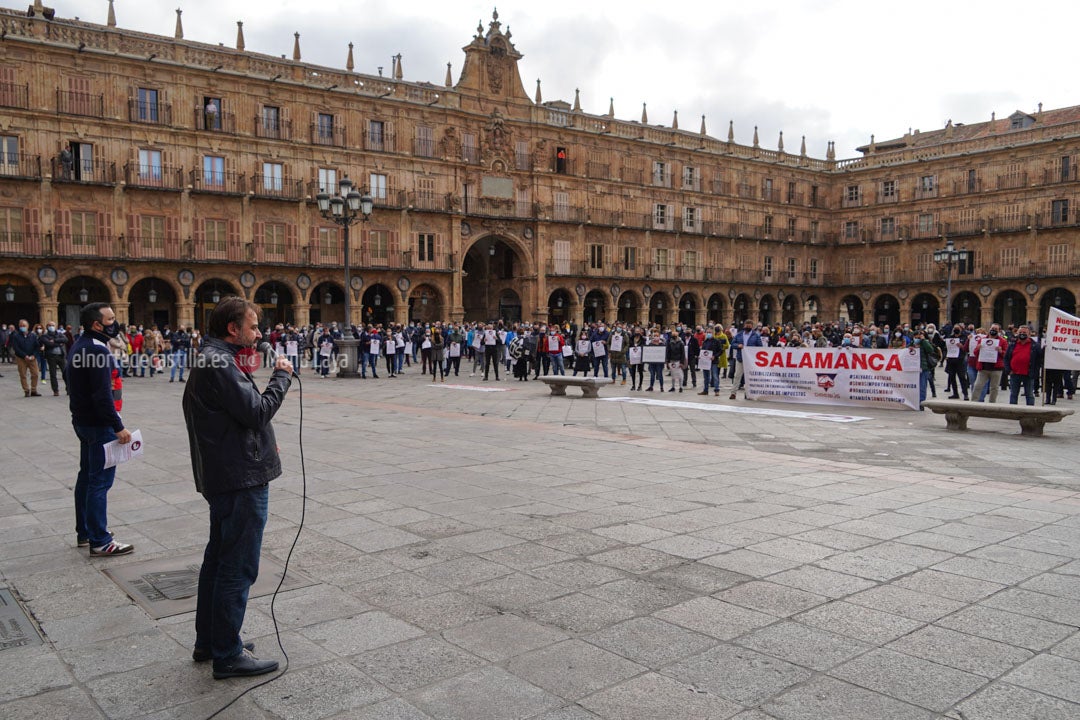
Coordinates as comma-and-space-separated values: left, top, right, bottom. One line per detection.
258, 342, 298, 377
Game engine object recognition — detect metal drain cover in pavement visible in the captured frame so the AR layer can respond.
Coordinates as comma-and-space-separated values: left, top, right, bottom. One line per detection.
103, 552, 316, 620
0, 588, 43, 651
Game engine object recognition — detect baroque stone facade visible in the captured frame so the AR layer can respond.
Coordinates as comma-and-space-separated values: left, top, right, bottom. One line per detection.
0, 7, 1077, 331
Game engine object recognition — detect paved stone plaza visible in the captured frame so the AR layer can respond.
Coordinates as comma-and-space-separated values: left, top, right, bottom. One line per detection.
2, 366, 1080, 719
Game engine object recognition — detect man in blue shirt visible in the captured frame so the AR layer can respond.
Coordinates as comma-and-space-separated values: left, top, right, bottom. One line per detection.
730, 321, 763, 400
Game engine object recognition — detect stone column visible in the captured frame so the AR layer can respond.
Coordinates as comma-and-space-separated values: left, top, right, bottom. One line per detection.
177, 301, 196, 330
38, 300, 58, 325
293, 302, 310, 328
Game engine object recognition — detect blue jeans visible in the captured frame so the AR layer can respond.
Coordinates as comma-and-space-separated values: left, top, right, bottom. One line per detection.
919, 369, 931, 403
548, 353, 565, 375
196, 484, 269, 661
592, 355, 609, 377
73, 424, 117, 548
395, 351, 404, 373
1009, 373, 1035, 405
367, 352, 379, 376
170, 350, 186, 380
648, 363, 664, 389
703, 365, 720, 391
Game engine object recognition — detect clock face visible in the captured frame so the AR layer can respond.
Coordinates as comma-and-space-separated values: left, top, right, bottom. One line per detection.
296, 274, 311, 290
38, 266, 58, 284
350, 276, 363, 291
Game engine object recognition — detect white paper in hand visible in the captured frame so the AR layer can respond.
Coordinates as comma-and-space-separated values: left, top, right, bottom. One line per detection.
103, 429, 144, 469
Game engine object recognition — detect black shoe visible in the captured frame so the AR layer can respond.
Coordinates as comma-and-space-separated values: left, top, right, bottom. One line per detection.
212, 649, 279, 679
194, 641, 254, 663
948, 394, 959, 399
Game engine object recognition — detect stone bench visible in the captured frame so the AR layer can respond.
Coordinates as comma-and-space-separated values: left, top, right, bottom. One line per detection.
921, 399, 1074, 437
539, 375, 609, 398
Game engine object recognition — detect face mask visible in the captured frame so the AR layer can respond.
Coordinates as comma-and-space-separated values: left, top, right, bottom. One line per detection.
989, 330, 999, 336
102, 321, 121, 338
18, 326, 27, 333
47, 325, 55, 332
1018, 334, 1028, 340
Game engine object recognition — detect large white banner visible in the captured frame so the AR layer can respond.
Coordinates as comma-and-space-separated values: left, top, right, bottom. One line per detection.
743, 347, 921, 411
1044, 307, 1080, 370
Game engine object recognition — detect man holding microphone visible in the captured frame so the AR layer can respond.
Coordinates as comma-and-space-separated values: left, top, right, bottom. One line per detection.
182, 297, 293, 679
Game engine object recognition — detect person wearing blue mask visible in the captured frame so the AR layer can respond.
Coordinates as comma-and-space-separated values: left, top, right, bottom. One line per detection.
10, 318, 42, 397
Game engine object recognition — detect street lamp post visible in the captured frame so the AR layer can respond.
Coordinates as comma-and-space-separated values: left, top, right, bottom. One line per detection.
316, 175, 373, 378
933, 237, 970, 326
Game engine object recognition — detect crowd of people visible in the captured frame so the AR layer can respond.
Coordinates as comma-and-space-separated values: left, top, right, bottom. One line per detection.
1, 315, 1073, 407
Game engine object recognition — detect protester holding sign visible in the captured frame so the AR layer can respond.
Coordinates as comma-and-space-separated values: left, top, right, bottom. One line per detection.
971, 324, 1007, 403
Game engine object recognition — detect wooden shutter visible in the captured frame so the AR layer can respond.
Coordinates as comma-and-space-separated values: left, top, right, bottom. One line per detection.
252, 220, 264, 262
286, 223, 298, 263
193, 217, 205, 259
166, 216, 179, 257
23, 207, 39, 241
227, 218, 241, 261
388, 230, 400, 265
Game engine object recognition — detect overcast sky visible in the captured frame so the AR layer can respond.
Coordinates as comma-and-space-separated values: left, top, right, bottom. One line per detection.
63, 0, 1080, 158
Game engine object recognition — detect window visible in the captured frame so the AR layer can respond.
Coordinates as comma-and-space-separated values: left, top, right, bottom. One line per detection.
369, 173, 388, 201
653, 203, 668, 229
69, 142, 94, 181
917, 213, 935, 234
1000, 247, 1020, 267
262, 105, 280, 132
515, 140, 529, 170
738, 254, 753, 271
920, 175, 935, 194
916, 253, 933, 272
515, 187, 530, 217
1062, 156, 1072, 182
368, 120, 386, 151
71, 211, 96, 247
205, 219, 227, 253
683, 250, 698, 270
1049, 243, 1068, 266
763, 178, 774, 201
809, 258, 818, 280
418, 232, 435, 262
654, 248, 670, 270
553, 240, 571, 274
316, 113, 334, 143
844, 221, 859, 239
880, 217, 895, 237
368, 231, 388, 261
623, 246, 636, 270
140, 215, 165, 250
683, 206, 698, 231
264, 223, 285, 256
553, 192, 569, 221
417, 177, 437, 208
415, 126, 434, 157
462, 133, 478, 163
967, 169, 978, 192
881, 179, 896, 199
555, 147, 567, 174
138, 149, 162, 183
136, 87, 158, 122
786, 181, 796, 203
317, 227, 338, 258
810, 220, 819, 240
0, 135, 17, 173
263, 162, 283, 192
0, 206, 22, 243
682, 166, 698, 190
1052, 199, 1069, 225
843, 258, 858, 276
1003, 203, 1022, 227
203, 155, 225, 188
763, 256, 773, 277
589, 244, 604, 270
763, 215, 773, 236
846, 185, 860, 203
202, 96, 222, 130
652, 161, 669, 187
810, 185, 819, 206
318, 167, 337, 195
879, 256, 896, 274
787, 257, 797, 279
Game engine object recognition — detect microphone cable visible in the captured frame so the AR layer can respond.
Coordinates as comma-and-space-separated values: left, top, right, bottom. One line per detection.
205, 354, 306, 720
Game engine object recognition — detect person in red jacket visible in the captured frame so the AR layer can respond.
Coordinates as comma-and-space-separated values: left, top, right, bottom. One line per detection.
1005, 326, 1041, 406
971, 323, 1008, 403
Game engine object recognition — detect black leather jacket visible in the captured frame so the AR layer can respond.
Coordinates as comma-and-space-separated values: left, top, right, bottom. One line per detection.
182, 337, 292, 496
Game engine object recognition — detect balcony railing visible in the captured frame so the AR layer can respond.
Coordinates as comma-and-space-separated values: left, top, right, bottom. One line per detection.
996, 172, 1028, 190
363, 130, 395, 153
190, 169, 246, 195
413, 137, 436, 158
0, 232, 42, 256
51, 157, 116, 184
195, 109, 236, 133
0, 153, 40, 179
369, 186, 403, 209
515, 153, 532, 171
0, 82, 28, 109
587, 162, 611, 179
621, 167, 644, 184
761, 187, 780, 203
462, 145, 481, 164
876, 190, 899, 203
1043, 166, 1078, 184
57, 90, 104, 118
683, 177, 702, 192
53, 234, 116, 258
129, 100, 172, 125
711, 179, 731, 195
124, 163, 184, 190
407, 191, 451, 212
254, 117, 292, 140
952, 178, 983, 195
250, 174, 302, 200
914, 186, 938, 200
841, 195, 863, 208
988, 214, 1032, 233
124, 235, 182, 260
310, 124, 347, 147
737, 183, 757, 200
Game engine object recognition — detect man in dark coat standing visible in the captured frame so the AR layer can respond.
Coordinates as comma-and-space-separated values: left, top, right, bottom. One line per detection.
183, 297, 293, 679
